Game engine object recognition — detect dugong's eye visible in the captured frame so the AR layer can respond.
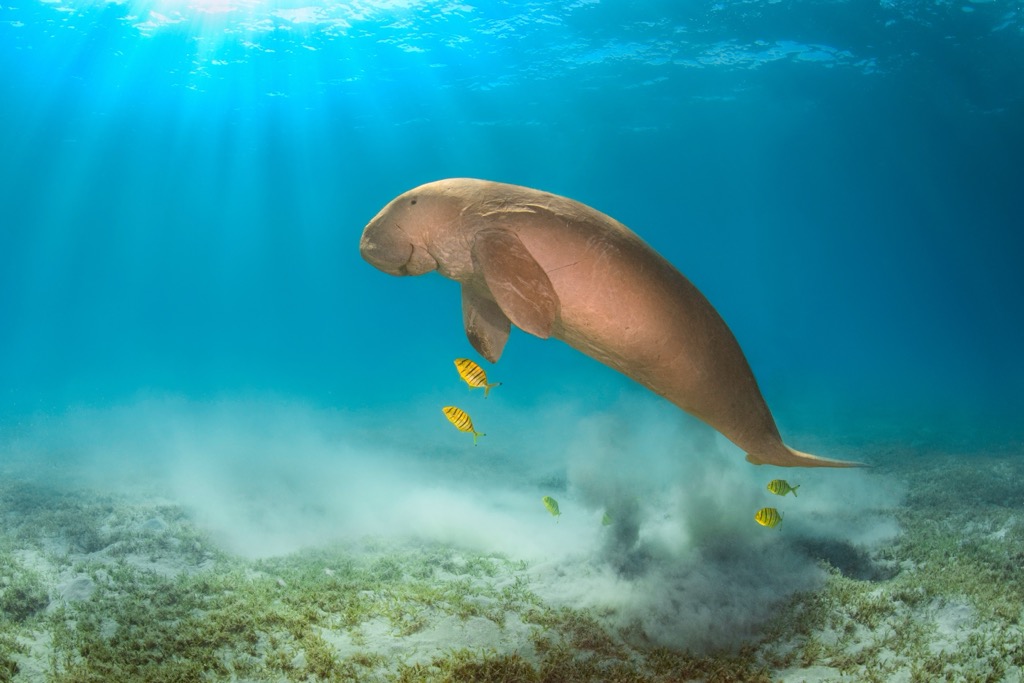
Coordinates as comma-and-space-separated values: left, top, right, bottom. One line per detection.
410, 198, 418, 205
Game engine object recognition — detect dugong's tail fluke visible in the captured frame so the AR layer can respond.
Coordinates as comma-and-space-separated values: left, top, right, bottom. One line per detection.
746, 446, 867, 468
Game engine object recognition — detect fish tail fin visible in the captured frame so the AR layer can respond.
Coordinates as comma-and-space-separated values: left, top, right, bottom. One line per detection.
746, 445, 867, 468
483, 381, 502, 398
473, 431, 485, 445
792, 485, 800, 497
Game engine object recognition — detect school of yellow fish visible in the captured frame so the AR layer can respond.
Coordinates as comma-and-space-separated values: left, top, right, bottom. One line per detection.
441, 356, 806, 529
441, 357, 569, 523
755, 478, 800, 529
440, 359, 496, 446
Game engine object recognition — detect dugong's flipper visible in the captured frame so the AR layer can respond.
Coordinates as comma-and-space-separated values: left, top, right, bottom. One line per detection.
471, 228, 560, 339
462, 286, 511, 363
747, 446, 867, 468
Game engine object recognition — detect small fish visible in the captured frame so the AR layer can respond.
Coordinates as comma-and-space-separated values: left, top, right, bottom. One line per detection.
542, 496, 561, 521
454, 358, 501, 397
754, 507, 783, 528
601, 512, 613, 526
767, 479, 800, 497
441, 406, 485, 445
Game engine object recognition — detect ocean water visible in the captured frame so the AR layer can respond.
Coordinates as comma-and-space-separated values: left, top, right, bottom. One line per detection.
1, 0, 1024, 680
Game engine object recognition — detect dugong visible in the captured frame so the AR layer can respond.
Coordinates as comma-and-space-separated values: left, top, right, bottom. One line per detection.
360, 178, 863, 468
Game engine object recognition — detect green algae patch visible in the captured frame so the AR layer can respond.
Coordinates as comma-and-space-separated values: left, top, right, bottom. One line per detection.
0, 566, 49, 625
3, 447, 1024, 682
0, 630, 25, 683
36, 535, 772, 683
41, 541, 551, 682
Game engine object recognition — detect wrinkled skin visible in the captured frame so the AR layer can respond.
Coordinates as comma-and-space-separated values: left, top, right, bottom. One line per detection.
360, 178, 863, 468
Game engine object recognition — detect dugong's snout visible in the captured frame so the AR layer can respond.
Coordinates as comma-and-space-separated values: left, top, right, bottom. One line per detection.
360, 215, 438, 276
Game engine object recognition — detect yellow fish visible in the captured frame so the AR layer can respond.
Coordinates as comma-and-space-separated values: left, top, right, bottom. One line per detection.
754, 507, 783, 528
601, 512, 613, 526
441, 406, 485, 444
454, 358, 501, 397
542, 496, 561, 521
767, 479, 799, 497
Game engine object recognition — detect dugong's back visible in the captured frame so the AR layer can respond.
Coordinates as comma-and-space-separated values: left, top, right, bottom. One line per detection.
472, 183, 786, 460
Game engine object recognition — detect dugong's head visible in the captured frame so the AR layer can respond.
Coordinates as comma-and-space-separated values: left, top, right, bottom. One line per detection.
360, 180, 468, 277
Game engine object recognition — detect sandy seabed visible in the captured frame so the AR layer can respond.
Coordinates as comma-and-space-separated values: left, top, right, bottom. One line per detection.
1, 404, 1023, 682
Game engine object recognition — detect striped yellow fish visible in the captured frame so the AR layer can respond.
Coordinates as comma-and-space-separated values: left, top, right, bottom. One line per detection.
754, 507, 783, 528
454, 358, 501, 397
542, 496, 561, 521
441, 405, 485, 444
767, 479, 799, 497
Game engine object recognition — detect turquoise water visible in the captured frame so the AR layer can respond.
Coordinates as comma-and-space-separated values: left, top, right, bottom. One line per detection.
1, 2, 1024, 674
3, 0, 1022, 442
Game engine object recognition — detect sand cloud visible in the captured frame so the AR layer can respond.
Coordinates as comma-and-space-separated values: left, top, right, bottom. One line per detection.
0, 392, 902, 651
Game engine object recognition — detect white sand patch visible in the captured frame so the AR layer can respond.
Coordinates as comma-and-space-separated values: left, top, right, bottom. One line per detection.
56, 575, 96, 602
11, 631, 52, 683
321, 613, 539, 668
929, 598, 974, 656
11, 549, 56, 582
988, 516, 1020, 542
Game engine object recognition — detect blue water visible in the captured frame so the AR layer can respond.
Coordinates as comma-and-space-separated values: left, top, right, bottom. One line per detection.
1, 0, 1022, 447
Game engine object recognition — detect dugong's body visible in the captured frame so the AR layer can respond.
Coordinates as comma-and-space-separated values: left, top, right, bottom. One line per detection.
360, 178, 861, 468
